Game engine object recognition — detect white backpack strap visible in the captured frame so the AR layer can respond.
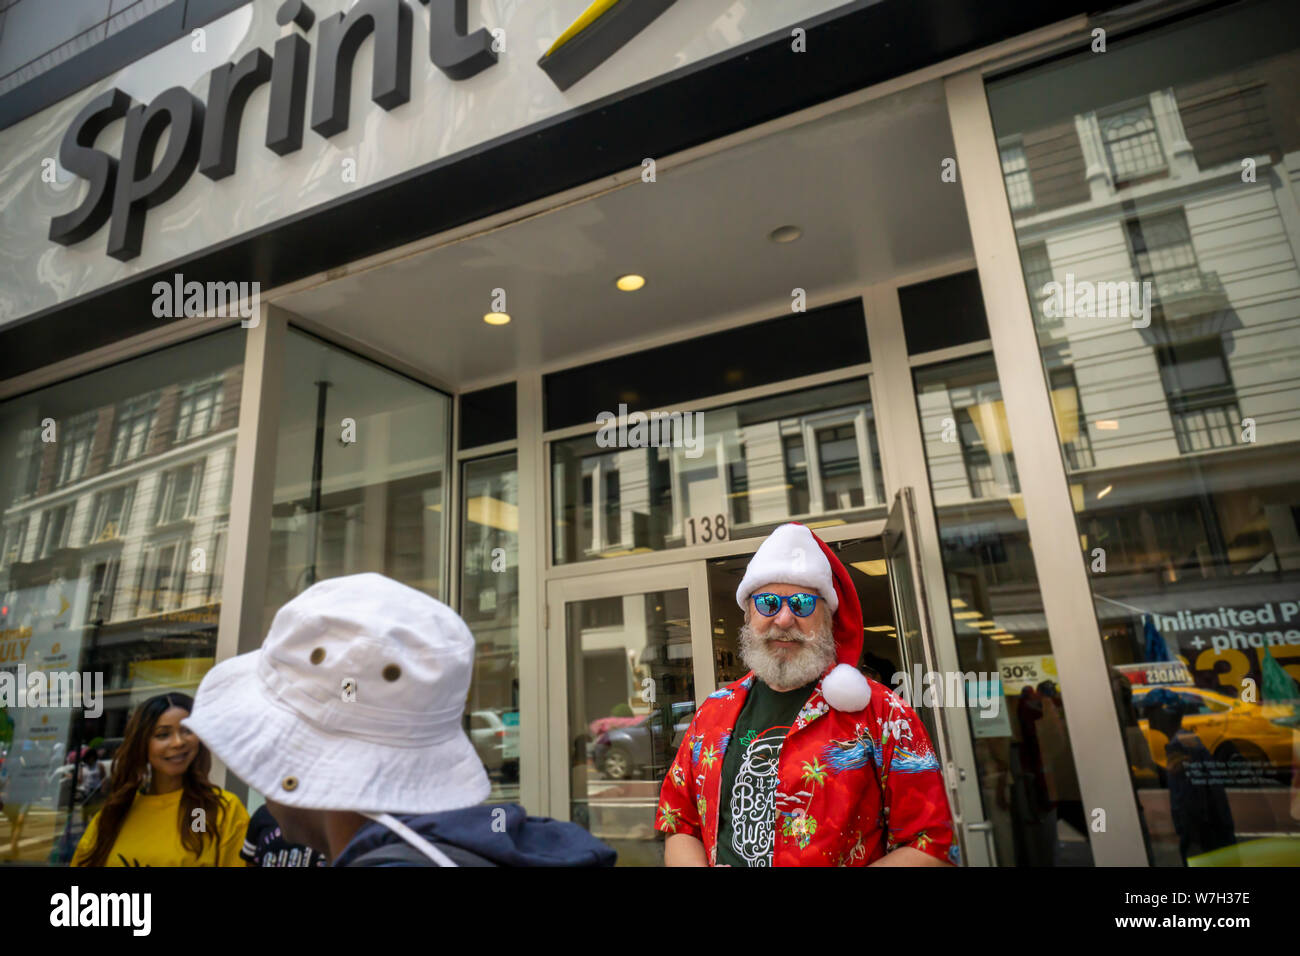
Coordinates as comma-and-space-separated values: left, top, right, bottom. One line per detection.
362, 812, 460, 868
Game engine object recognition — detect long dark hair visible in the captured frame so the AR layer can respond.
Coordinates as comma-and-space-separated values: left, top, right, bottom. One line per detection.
76, 693, 226, 867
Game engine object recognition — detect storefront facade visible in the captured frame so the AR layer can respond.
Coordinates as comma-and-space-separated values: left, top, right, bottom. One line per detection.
1, 0, 1297, 867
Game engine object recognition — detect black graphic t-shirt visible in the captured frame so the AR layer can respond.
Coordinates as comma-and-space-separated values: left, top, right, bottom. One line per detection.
241, 805, 329, 867
716, 678, 817, 867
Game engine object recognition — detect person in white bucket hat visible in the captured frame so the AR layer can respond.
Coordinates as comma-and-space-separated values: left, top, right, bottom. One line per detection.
184, 573, 614, 867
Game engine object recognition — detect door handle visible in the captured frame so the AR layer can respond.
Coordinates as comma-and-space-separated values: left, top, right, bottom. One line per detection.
962, 820, 997, 867
944, 761, 966, 797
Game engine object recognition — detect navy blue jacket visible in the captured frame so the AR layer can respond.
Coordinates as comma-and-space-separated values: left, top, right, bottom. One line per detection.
333, 803, 616, 867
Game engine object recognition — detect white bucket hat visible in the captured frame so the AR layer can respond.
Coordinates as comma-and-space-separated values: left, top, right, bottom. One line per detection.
183, 572, 490, 814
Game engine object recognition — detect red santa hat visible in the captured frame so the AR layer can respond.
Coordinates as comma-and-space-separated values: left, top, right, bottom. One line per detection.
735, 522, 871, 712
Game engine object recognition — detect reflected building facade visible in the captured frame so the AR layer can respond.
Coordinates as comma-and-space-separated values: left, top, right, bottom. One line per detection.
989, 17, 1300, 865
0, 330, 244, 861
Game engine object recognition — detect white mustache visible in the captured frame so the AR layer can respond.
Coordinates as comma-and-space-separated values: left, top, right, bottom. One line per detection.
739, 619, 836, 690
761, 628, 810, 644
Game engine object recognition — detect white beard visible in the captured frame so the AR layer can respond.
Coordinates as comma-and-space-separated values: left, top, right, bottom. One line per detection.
738, 617, 836, 691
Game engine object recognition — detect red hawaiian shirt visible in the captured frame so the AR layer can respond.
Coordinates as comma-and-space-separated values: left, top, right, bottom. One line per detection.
656, 670, 958, 866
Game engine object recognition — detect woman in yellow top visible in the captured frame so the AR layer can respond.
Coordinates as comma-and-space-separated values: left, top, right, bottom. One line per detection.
72, 692, 248, 867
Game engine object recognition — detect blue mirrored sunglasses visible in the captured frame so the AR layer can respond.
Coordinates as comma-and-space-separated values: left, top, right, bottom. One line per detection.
752, 592, 819, 618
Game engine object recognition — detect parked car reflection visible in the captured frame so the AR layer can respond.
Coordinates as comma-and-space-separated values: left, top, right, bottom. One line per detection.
1132, 685, 1296, 782
591, 701, 696, 781
466, 710, 520, 781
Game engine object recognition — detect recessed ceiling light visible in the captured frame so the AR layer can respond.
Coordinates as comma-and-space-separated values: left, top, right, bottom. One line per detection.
769, 225, 802, 243
483, 312, 511, 326
616, 274, 646, 292
1097, 484, 1113, 500
1095, 420, 1119, 430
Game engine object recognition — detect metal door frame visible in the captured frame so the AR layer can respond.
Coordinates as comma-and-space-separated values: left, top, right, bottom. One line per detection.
883, 486, 984, 866
544, 561, 713, 820
863, 276, 998, 867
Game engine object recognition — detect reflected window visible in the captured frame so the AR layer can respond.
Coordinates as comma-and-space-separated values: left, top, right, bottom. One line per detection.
917, 357, 1020, 503
36, 504, 73, 557
137, 539, 188, 614
1099, 100, 1165, 184
54, 413, 96, 487
1047, 366, 1094, 470
13, 427, 42, 502
728, 452, 751, 525
817, 424, 865, 510
153, 463, 203, 525
604, 468, 622, 547
175, 377, 224, 443
1, 517, 28, 565
552, 379, 883, 564
1020, 244, 1055, 327
87, 484, 134, 543
783, 434, 810, 515
1155, 338, 1241, 453
1000, 138, 1034, 210
109, 395, 158, 467
579, 597, 623, 629
205, 523, 227, 603
955, 408, 999, 497
1127, 211, 1200, 301
85, 557, 119, 623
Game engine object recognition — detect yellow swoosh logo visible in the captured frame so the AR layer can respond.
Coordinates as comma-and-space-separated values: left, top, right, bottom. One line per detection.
538, 0, 678, 91
546, 0, 622, 57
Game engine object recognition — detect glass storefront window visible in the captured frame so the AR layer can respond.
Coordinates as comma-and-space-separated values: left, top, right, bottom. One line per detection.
564, 587, 695, 866
551, 379, 885, 564
988, 0, 1300, 866
459, 454, 519, 802
914, 353, 1094, 866
262, 331, 451, 630
0, 329, 244, 865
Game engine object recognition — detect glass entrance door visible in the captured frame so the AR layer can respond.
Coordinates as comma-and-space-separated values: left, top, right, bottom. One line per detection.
883, 487, 971, 863
546, 564, 712, 866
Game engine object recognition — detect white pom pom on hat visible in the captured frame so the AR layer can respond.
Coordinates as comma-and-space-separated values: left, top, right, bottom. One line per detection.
821, 662, 872, 712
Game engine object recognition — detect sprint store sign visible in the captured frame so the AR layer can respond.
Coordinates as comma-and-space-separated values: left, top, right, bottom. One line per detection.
1, 0, 857, 323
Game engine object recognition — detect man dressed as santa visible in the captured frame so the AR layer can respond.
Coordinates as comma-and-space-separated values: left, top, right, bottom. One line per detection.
658, 522, 958, 867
